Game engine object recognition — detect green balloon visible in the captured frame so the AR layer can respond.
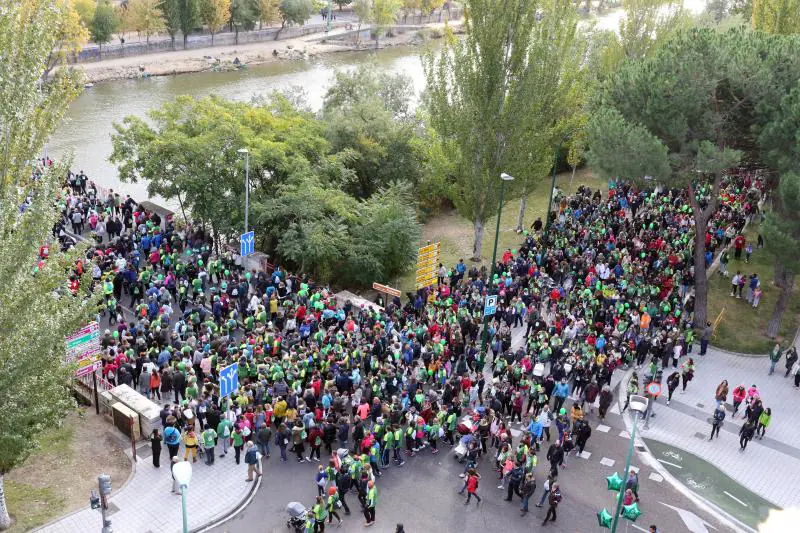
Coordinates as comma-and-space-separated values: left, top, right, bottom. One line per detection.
523, 230, 529, 236
511, 249, 517, 254
622, 502, 642, 521
606, 472, 623, 492
597, 508, 613, 529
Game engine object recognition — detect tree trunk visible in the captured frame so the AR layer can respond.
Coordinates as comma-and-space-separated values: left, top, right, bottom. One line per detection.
235, 28, 239, 45
98, 43, 102, 59
516, 185, 528, 233
568, 165, 576, 193
0, 474, 12, 530
183, 33, 188, 50
211, 32, 215, 46
693, 214, 709, 327
472, 219, 485, 262
767, 262, 794, 339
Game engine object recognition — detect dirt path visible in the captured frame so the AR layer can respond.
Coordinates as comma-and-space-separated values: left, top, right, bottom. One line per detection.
5, 408, 130, 533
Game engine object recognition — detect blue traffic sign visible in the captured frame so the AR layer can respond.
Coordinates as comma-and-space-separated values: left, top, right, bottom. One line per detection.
484, 295, 498, 316
219, 363, 239, 398
240, 231, 255, 257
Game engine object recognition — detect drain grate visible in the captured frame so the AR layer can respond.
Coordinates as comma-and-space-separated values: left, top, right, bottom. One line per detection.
694, 432, 707, 440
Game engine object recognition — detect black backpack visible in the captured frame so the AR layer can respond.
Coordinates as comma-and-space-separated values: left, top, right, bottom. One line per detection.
245, 448, 258, 465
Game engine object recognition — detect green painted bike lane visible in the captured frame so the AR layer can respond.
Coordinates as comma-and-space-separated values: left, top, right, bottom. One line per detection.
645, 439, 779, 530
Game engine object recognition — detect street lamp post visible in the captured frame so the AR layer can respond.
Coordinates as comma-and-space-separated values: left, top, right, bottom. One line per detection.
611, 394, 649, 533
478, 172, 514, 369
326, 0, 333, 32
172, 460, 193, 533
237, 148, 250, 233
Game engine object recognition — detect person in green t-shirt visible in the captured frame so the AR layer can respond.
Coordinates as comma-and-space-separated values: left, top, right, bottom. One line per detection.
201, 424, 217, 465
216, 417, 232, 457
364, 480, 377, 526
313, 495, 328, 530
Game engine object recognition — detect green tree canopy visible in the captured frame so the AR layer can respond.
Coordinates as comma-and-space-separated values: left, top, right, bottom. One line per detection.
587, 27, 800, 326
110, 94, 421, 284
162, 0, 183, 47
321, 65, 426, 199
758, 81, 800, 337
0, 0, 97, 528
752, 0, 800, 34
110, 94, 328, 238
423, 0, 585, 261
280, 0, 313, 26
90, 0, 119, 55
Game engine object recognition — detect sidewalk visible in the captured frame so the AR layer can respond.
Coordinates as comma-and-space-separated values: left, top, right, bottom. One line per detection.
35, 440, 256, 533
635, 345, 800, 509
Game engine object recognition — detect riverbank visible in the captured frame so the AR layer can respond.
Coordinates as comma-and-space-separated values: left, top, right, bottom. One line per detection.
76, 22, 460, 84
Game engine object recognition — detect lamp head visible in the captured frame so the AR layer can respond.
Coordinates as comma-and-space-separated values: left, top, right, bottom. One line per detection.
629, 394, 649, 414
500, 172, 514, 181
172, 460, 192, 486
237, 148, 249, 155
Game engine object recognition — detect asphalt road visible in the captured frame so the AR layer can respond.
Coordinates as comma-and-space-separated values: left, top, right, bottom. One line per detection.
209, 408, 731, 533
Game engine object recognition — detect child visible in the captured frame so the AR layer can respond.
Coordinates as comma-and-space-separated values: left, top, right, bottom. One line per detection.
731, 272, 741, 297
745, 243, 753, 263
752, 286, 762, 308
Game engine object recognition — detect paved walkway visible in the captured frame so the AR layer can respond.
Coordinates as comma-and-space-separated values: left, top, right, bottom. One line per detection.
635, 345, 800, 509
35, 438, 254, 533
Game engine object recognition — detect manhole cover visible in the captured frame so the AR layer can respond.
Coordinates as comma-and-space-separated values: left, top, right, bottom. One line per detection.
136, 445, 152, 459
696, 403, 705, 409
694, 432, 707, 440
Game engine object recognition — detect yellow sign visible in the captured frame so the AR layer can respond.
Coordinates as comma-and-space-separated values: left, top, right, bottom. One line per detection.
414, 242, 440, 289
417, 243, 440, 256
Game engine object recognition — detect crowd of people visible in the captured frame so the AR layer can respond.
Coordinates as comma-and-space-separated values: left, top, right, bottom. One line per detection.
50, 165, 767, 531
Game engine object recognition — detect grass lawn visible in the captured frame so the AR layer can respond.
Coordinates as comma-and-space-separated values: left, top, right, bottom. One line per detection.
4, 408, 130, 533
706, 218, 800, 354
394, 168, 606, 293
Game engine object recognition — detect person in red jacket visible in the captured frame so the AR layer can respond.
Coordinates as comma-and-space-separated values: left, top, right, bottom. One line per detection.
733, 234, 746, 260
464, 468, 482, 505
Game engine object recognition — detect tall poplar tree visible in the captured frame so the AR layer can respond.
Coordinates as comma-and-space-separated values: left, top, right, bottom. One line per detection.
0, 0, 97, 528
423, 0, 584, 261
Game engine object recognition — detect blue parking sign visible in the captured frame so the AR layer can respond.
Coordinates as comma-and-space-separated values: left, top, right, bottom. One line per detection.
219, 363, 239, 398
240, 231, 255, 256
484, 295, 498, 316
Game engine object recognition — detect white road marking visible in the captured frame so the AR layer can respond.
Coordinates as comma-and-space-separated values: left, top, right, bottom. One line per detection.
596, 424, 611, 433
600, 457, 616, 467
619, 430, 631, 438
648, 473, 664, 483
658, 459, 683, 469
723, 491, 749, 507
579, 451, 592, 460
659, 502, 719, 533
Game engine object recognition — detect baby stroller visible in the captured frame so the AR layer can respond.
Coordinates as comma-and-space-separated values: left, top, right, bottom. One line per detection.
285, 501, 308, 532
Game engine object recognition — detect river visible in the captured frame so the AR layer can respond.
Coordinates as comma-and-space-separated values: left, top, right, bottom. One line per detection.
50, 0, 706, 201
